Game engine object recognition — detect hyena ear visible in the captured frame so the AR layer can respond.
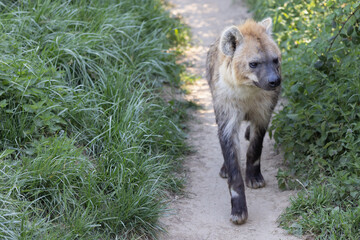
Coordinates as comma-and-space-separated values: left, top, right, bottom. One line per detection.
259, 17, 273, 35
219, 26, 243, 57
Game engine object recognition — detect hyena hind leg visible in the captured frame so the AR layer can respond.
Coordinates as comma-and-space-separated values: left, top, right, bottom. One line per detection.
219, 162, 228, 178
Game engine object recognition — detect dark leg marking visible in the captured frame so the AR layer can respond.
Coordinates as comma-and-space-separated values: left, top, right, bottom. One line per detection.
245, 125, 267, 189
218, 121, 248, 224
245, 125, 250, 141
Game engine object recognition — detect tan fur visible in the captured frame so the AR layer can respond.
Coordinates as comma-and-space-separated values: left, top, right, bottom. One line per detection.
207, 19, 281, 128
206, 18, 282, 224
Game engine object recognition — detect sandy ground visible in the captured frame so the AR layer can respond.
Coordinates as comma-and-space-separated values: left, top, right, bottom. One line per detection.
159, 0, 300, 239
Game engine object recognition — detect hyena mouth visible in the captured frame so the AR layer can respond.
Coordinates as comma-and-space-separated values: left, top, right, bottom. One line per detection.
252, 81, 278, 91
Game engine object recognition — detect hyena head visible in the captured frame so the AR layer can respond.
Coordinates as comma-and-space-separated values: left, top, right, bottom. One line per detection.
219, 18, 281, 91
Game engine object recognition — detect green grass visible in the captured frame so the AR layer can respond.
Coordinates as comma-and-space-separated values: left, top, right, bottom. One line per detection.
245, 0, 360, 239
0, 0, 190, 239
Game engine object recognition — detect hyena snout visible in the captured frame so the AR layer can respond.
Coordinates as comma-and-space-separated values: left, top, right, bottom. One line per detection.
256, 65, 281, 90
267, 74, 281, 88
257, 73, 281, 91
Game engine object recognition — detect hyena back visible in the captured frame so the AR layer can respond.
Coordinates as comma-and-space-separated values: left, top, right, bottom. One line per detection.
206, 18, 281, 224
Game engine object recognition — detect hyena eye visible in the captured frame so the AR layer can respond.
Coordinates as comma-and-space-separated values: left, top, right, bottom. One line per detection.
249, 62, 258, 68
273, 58, 279, 64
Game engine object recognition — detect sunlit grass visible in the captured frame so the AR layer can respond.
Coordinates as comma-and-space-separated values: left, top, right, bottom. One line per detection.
0, 0, 189, 239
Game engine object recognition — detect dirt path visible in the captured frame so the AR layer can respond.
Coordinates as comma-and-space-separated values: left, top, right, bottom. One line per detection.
160, 1, 299, 239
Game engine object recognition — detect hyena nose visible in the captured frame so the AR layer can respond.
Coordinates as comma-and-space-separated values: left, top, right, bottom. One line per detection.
268, 76, 281, 88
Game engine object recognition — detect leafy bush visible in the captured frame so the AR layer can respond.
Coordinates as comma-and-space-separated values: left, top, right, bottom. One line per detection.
246, 0, 360, 239
0, 0, 189, 239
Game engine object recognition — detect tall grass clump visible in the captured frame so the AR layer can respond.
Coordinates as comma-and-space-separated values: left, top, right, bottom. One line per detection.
245, 0, 360, 239
0, 0, 189, 239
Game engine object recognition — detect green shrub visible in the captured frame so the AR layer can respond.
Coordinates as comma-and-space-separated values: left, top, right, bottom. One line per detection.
0, 0, 189, 239
246, 0, 360, 238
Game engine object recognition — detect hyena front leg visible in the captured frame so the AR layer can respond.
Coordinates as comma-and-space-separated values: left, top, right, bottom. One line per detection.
218, 121, 248, 224
245, 123, 267, 189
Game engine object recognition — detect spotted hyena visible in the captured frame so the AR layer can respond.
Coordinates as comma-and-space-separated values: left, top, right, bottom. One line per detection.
206, 18, 281, 224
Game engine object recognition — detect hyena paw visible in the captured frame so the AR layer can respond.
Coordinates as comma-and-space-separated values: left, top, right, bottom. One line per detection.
230, 190, 248, 224
219, 164, 228, 178
246, 174, 265, 189
230, 210, 248, 225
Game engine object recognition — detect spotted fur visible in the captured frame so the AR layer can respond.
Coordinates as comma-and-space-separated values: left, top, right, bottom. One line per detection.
206, 18, 281, 224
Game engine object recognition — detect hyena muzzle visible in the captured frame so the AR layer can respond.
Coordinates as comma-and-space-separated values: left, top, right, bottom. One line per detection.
206, 18, 281, 224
